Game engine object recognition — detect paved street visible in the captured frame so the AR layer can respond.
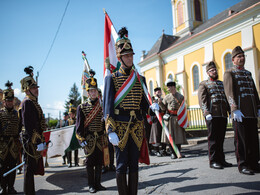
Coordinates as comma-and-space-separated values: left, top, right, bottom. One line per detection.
13, 134, 260, 195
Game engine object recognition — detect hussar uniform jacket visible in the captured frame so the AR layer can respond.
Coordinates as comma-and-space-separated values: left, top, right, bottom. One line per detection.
198, 79, 230, 117
103, 66, 151, 151
76, 98, 107, 155
0, 107, 21, 161
223, 66, 260, 118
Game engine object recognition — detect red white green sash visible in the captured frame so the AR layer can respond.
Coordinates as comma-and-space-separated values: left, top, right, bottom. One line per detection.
84, 100, 101, 128
114, 70, 137, 108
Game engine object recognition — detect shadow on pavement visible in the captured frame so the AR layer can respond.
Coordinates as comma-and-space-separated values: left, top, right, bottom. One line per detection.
173, 181, 260, 193
36, 167, 117, 194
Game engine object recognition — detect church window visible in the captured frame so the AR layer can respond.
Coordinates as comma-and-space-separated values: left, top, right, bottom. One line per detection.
177, 1, 184, 25
168, 74, 173, 81
224, 53, 233, 70
194, 0, 202, 21
149, 80, 154, 97
192, 65, 199, 91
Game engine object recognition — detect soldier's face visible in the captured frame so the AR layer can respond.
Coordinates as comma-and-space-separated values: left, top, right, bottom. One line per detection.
4, 100, 14, 109
167, 86, 176, 94
88, 89, 98, 100
120, 53, 134, 68
155, 90, 162, 97
207, 68, 218, 80
232, 53, 245, 66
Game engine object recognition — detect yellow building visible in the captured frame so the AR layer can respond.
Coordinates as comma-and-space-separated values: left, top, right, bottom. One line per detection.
138, 0, 260, 109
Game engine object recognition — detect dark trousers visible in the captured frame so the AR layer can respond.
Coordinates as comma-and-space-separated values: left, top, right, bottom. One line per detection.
108, 142, 114, 166
0, 153, 17, 191
233, 118, 259, 170
206, 117, 227, 164
24, 152, 37, 195
115, 136, 140, 173
67, 149, 79, 165
86, 146, 103, 188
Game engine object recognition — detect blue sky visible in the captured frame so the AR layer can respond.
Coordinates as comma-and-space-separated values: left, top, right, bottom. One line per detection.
0, 0, 241, 119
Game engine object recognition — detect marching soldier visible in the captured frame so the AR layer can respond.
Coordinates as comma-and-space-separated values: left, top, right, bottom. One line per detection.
224, 46, 260, 175
76, 76, 107, 193
19, 66, 47, 194
0, 81, 21, 194
103, 27, 152, 195
198, 61, 232, 169
67, 101, 79, 167
158, 79, 188, 159
149, 87, 165, 156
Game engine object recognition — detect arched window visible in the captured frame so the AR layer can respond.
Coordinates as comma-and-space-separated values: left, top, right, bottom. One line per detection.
192, 65, 199, 91
168, 74, 174, 81
224, 53, 233, 70
149, 80, 154, 97
177, 1, 184, 25
194, 0, 202, 21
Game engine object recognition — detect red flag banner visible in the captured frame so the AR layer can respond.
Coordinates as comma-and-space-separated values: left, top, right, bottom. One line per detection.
103, 11, 120, 77
177, 100, 189, 128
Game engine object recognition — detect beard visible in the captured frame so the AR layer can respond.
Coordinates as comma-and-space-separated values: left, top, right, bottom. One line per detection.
210, 74, 218, 80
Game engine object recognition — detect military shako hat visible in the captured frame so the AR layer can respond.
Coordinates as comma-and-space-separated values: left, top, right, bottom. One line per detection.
85, 70, 98, 91
206, 61, 216, 72
20, 66, 39, 92
232, 46, 244, 59
69, 99, 76, 114
165, 79, 176, 87
3, 80, 14, 101
115, 27, 135, 58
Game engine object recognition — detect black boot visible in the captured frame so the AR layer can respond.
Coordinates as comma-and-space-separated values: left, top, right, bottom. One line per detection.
67, 151, 72, 168
0, 186, 7, 195
128, 172, 138, 195
95, 166, 106, 191
116, 173, 128, 195
87, 166, 96, 193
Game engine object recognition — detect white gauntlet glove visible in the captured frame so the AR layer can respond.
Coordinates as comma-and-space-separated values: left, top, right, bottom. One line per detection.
205, 114, 212, 121
233, 110, 244, 122
80, 141, 87, 147
150, 103, 160, 112
108, 132, 119, 146
37, 142, 47, 151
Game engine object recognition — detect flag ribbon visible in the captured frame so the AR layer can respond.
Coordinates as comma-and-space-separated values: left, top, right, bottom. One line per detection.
114, 70, 137, 108
135, 69, 181, 158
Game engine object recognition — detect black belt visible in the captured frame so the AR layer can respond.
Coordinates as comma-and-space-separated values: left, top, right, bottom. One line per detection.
114, 109, 142, 117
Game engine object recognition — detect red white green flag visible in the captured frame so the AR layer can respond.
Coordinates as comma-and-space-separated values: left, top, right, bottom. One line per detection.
103, 10, 120, 77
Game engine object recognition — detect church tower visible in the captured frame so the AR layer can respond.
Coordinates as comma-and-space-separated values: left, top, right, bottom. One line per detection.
171, 0, 208, 37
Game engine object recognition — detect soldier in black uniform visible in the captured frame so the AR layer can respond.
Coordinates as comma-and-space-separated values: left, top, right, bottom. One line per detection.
103, 27, 152, 195
0, 81, 21, 194
19, 66, 46, 195
67, 101, 79, 167
224, 46, 260, 175
198, 61, 232, 169
76, 76, 107, 193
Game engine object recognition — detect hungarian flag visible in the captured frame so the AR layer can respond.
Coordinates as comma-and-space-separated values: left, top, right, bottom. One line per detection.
43, 125, 81, 158
177, 100, 189, 128
103, 11, 120, 77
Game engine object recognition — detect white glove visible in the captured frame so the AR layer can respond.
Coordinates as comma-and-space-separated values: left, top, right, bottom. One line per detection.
150, 103, 160, 112
205, 114, 212, 121
37, 142, 47, 151
233, 110, 244, 122
108, 132, 119, 146
80, 141, 87, 147
258, 109, 260, 117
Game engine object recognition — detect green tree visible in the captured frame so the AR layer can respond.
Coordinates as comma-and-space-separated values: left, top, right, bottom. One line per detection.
64, 83, 81, 112
48, 119, 58, 128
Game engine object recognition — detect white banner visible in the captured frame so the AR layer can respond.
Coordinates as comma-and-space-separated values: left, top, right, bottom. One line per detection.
47, 125, 75, 158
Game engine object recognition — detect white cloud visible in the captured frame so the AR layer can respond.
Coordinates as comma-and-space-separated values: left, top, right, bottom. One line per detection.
42, 101, 65, 120
14, 88, 25, 100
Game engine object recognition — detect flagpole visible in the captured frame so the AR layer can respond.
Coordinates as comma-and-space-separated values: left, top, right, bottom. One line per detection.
135, 70, 181, 158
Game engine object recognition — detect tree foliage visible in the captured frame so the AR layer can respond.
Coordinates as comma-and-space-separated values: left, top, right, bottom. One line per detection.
64, 83, 81, 112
